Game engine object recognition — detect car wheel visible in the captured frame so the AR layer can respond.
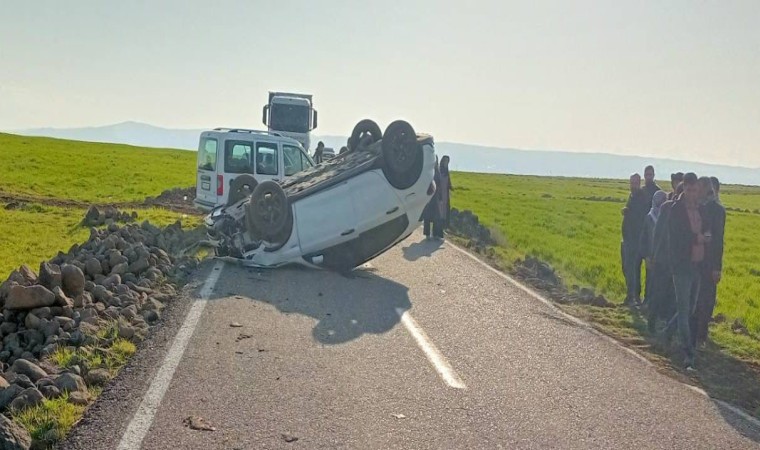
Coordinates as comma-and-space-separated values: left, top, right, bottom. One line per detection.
227, 174, 258, 206
382, 120, 423, 190
348, 119, 382, 151
249, 181, 292, 242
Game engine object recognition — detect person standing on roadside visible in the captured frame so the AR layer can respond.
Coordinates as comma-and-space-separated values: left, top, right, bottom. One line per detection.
668, 172, 684, 200
643, 165, 662, 203
621, 173, 649, 305
648, 182, 683, 332
423, 158, 442, 240
313, 141, 325, 164
438, 155, 452, 234
639, 190, 668, 306
663, 173, 708, 371
692, 177, 726, 346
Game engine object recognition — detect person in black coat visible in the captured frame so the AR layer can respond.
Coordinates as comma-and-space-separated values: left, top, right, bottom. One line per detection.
422, 158, 442, 240
621, 173, 649, 305
643, 165, 662, 204
692, 177, 726, 346
662, 173, 709, 370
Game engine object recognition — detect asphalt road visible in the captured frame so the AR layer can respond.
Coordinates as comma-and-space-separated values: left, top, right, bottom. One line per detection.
63, 232, 760, 449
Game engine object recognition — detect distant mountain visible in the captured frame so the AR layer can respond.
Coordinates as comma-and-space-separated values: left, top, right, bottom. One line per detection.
13, 121, 204, 150
9, 122, 760, 186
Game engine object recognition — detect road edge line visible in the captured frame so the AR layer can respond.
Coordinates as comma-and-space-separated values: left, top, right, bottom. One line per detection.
447, 242, 760, 429
396, 307, 466, 389
116, 260, 225, 450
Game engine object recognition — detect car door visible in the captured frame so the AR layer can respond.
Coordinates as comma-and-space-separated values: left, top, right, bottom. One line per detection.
350, 170, 404, 234
195, 135, 219, 207
221, 139, 254, 205
295, 181, 358, 255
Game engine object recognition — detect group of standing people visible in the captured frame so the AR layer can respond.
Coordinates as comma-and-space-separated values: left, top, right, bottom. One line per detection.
621, 166, 726, 371
423, 155, 452, 241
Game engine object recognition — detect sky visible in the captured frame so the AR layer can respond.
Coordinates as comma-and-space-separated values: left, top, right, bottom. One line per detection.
1, 0, 759, 167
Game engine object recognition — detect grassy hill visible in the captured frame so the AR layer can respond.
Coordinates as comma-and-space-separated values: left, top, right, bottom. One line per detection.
0, 133, 197, 277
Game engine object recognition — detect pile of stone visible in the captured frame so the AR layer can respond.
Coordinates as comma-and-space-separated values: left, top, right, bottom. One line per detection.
144, 187, 196, 213
82, 205, 137, 227
513, 256, 613, 308
448, 209, 496, 249
0, 218, 204, 448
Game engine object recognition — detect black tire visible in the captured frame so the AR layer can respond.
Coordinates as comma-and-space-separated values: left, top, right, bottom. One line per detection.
249, 181, 292, 242
227, 174, 258, 206
348, 119, 382, 151
382, 120, 423, 190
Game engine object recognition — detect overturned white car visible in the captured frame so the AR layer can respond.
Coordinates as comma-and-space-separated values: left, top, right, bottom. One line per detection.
204, 119, 437, 271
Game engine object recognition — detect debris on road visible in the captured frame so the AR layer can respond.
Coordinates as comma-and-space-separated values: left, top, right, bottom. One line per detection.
391, 413, 407, 419
236, 333, 253, 342
281, 433, 299, 443
183, 415, 217, 431
230, 322, 243, 328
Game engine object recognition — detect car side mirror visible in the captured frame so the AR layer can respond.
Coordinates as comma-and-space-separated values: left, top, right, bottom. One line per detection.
262, 105, 269, 125
312, 110, 318, 130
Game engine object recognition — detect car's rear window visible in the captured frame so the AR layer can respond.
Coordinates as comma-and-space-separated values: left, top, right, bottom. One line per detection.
198, 138, 217, 171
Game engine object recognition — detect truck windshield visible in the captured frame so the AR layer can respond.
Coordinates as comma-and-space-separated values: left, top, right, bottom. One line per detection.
270, 103, 310, 133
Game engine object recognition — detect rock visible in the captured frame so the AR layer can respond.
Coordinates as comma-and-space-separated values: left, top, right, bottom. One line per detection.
8, 374, 35, 390
142, 310, 159, 323
40, 319, 61, 339
84, 258, 103, 277
84, 280, 96, 293
10, 359, 48, 383
38, 262, 62, 291
128, 257, 150, 275
183, 416, 216, 431
24, 313, 40, 330
0, 413, 31, 449
68, 391, 89, 406
84, 205, 101, 226
39, 384, 61, 399
18, 265, 37, 285
5, 285, 55, 310
110, 262, 128, 276
9, 387, 43, 410
56, 316, 76, 332
61, 264, 85, 296
30, 307, 52, 320
0, 377, 8, 389
0, 384, 24, 410
101, 274, 121, 290
120, 305, 138, 321
54, 372, 87, 394
84, 368, 110, 387
118, 323, 135, 340
92, 285, 111, 303
74, 292, 93, 308
109, 252, 128, 268
52, 286, 73, 308
0, 323, 16, 336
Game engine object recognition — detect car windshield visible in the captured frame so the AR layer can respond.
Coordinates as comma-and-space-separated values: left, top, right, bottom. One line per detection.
270, 103, 310, 133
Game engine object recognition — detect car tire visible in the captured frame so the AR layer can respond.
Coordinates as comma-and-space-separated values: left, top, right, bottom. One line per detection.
382, 120, 423, 190
227, 174, 258, 206
348, 119, 382, 151
249, 180, 292, 242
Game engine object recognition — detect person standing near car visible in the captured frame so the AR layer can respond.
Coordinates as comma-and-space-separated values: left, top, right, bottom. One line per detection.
662, 173, 708, 370
423, 158, 442, 240
621, 173, 649, 305
437, 155, 453, 235
313, 141, 325, 164
692, 176, 725, 346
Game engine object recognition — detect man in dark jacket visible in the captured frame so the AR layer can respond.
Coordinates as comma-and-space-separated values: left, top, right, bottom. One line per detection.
662, 173, 708, 370
692, 177, 726, 346
621, 173, 649, 305
668, 172, 684, 200
643, 165, 662, 203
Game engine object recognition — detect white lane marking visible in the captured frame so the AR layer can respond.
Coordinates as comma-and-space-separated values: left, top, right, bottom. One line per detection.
396, 307, 466, 389
448, 242, 760, 429
117, 260, 225, 450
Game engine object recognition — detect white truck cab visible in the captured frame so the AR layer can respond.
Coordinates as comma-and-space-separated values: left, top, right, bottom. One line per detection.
262, 92, 317, 150
194, 128, 315, 211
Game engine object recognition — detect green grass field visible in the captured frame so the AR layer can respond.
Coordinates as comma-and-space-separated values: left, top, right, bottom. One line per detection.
0, 133, 198, 278
0, 133, 195, 202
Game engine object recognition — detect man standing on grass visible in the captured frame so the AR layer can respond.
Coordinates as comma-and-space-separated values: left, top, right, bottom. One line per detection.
692, 177, 726, 346
643, 165, 662, 203
663, 172, 708, 371
621, 173, 649, 305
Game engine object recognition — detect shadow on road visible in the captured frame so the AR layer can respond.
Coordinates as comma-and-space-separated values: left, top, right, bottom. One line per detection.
402, 238, 443, 262
209, 263, 411, 345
